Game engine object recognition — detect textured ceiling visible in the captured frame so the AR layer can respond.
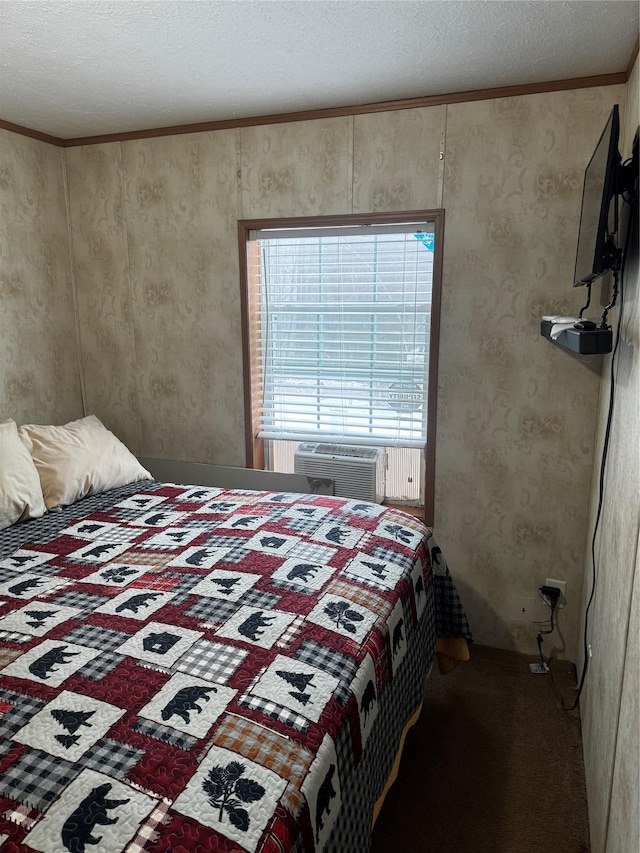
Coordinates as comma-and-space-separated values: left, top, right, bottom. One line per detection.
0, 0, 638, 140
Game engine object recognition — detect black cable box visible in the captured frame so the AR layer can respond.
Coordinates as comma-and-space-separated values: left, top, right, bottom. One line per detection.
540, 320, 612, 355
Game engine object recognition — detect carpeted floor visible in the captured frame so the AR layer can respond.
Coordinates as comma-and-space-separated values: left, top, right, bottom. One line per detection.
371, 645, 590, 853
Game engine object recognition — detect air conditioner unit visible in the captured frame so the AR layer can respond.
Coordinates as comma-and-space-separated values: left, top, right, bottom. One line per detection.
294, 443, 386, 503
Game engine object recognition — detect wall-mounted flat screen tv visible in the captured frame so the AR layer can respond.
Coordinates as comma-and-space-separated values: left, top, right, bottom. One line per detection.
573, 105, 620, 287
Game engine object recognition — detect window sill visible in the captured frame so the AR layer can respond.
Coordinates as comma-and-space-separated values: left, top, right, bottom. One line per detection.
383, 502, 425, 522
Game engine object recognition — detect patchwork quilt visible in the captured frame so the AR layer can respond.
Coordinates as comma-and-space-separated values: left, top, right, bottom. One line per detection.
0, 481, 471, 853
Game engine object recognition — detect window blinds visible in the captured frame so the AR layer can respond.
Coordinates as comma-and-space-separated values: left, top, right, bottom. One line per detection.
250, 223, 434, 448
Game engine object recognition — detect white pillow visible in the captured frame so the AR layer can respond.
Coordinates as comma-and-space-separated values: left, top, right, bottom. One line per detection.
0, 419, 47, 529
18, 415, 152, 510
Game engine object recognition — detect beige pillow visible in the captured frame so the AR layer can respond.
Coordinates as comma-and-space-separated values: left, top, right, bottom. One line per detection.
18, 415, 152, 510
0, 419, 47, 529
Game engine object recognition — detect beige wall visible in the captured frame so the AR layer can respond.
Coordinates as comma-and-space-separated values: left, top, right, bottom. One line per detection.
1, 83, 631, 671
64, 132, 244, 459
438, 88, 624, 659
63, 109, 448, 464
63, 85, 623, 663
2, 71, 638, 853
580, 56, 639, 853
0, 130, 82, 423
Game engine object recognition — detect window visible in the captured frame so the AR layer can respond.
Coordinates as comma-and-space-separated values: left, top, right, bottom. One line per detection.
239, 211, 443, 523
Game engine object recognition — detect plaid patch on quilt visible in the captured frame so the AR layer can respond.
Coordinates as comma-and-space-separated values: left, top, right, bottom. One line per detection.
0, 482, 470, 853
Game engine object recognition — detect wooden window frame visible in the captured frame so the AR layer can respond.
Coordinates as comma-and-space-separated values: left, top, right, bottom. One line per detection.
238, 209, 444, 526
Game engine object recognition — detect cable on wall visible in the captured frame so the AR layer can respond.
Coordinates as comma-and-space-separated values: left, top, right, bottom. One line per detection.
539, 186, 636, 711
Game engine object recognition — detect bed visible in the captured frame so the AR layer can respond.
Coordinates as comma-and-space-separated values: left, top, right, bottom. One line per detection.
0, 417, 471, 853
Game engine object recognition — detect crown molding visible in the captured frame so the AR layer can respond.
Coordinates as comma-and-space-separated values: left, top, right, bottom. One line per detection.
0, 69, 631, 149
0, 118, 64, 146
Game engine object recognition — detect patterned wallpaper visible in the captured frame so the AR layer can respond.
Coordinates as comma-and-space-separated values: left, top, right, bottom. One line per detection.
2, 84, 628, 670
352, 107, 445, 213
65, 131, 244, 461
437, 88, 624, 663
61, 143, 140, 454
580, 57, 639, 853
1, 70, 637, 853
0, 130, 82, 424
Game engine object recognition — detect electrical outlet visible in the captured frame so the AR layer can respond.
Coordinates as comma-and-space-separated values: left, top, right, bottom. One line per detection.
545, 578, 567, 608
509, 595, 536, 621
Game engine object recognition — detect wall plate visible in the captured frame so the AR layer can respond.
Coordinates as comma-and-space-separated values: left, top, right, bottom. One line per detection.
529, 662, 549, 674
545, 578, 567, 608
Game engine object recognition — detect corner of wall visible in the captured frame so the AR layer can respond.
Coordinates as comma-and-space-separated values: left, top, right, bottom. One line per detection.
579, 51, 640, 853
61, 147, 87, 419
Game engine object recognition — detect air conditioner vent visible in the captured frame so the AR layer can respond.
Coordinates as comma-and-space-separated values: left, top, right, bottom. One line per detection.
294, 443, 386, 503
298, 443, 380, 460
